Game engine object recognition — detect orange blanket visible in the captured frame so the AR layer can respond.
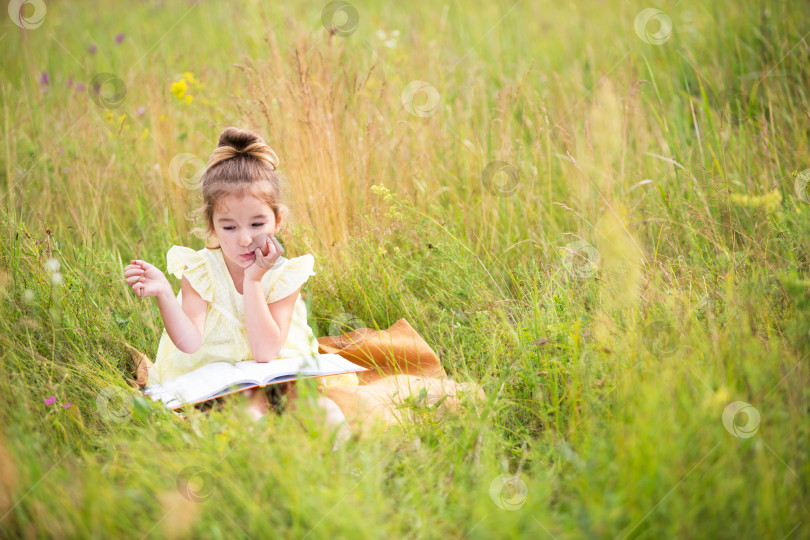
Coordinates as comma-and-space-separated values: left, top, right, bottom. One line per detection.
127, 318, 485, 430
315, 318, 486, 430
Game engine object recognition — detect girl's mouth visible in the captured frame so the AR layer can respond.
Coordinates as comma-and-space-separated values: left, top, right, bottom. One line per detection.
241, 253, 255, 259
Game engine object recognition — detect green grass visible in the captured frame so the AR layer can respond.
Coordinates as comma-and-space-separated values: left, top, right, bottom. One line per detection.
1, 0, 809, 537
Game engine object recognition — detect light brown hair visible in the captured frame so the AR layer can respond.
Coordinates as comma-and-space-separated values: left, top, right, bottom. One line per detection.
189, 127, 289, 250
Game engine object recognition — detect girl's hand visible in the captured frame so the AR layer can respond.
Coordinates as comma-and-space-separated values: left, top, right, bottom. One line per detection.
244, 234, 284, 284
124, 260, 172, 299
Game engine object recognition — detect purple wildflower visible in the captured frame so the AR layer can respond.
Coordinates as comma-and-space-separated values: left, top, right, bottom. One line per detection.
63, 402, 73, 409
115, 33, 125, 45
45, 395, 56, 405
75, 82, 86, 92
136, 106, 146, 116
88, 43, 97, 54
67, 76, 73, 88
40, 71, 49, 86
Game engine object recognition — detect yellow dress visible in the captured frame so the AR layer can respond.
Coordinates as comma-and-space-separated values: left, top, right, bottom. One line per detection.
146, 245, 357, 389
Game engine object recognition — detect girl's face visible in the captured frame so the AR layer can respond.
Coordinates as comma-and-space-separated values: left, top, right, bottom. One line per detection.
212, 193, 281, 271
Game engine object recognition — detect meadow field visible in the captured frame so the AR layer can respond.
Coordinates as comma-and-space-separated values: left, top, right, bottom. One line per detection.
1, 0, 809, 537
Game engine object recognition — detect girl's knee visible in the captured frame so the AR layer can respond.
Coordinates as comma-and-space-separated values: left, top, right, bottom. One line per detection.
315, 396, 351, 451
315, 396, 346, 427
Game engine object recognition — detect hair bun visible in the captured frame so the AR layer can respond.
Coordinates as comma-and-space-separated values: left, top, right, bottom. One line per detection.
207, 127, 280, 170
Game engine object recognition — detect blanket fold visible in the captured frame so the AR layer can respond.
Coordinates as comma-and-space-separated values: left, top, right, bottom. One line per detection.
316, 318, 449, 383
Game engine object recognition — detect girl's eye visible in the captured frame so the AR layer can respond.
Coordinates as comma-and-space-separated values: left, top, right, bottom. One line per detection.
223, 224, 264, 231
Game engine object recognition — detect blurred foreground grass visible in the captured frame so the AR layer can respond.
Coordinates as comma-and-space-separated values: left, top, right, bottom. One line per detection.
1, 0, 809, 537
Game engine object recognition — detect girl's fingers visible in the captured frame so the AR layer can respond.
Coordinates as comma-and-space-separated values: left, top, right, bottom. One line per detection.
124, 269, 145, 279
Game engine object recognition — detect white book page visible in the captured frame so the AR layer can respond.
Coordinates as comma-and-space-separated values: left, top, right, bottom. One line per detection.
231, 353, 360, 385
145, 361, 258, 406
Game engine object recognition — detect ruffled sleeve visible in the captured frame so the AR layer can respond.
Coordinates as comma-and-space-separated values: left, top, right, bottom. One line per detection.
265, 254, 316, 304
166, 245, 214, 303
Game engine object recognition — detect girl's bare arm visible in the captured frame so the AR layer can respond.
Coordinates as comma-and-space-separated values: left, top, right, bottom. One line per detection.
125, 260, 206, 354
156, 275, 206, 354
242, 274, 302, 363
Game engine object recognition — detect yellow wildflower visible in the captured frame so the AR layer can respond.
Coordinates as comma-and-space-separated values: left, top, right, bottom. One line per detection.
141, 128, 149, 140
182, 72, 198, 86
171, 72, 203, 105
170, 78, 187, 99
370, 184, 394, 201
729, 190, 782, 213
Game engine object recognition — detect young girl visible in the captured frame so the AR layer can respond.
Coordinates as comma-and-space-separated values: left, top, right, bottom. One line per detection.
123, 127, 352, 440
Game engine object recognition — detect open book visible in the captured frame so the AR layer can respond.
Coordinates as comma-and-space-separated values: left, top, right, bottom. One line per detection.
143, 353, 368, 410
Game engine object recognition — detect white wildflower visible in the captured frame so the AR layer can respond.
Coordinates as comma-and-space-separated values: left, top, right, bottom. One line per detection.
375, 29, 399, 49
45, 258, 60, 273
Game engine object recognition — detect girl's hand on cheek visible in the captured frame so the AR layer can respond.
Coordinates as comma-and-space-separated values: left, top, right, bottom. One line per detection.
244, 235, 284, 283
